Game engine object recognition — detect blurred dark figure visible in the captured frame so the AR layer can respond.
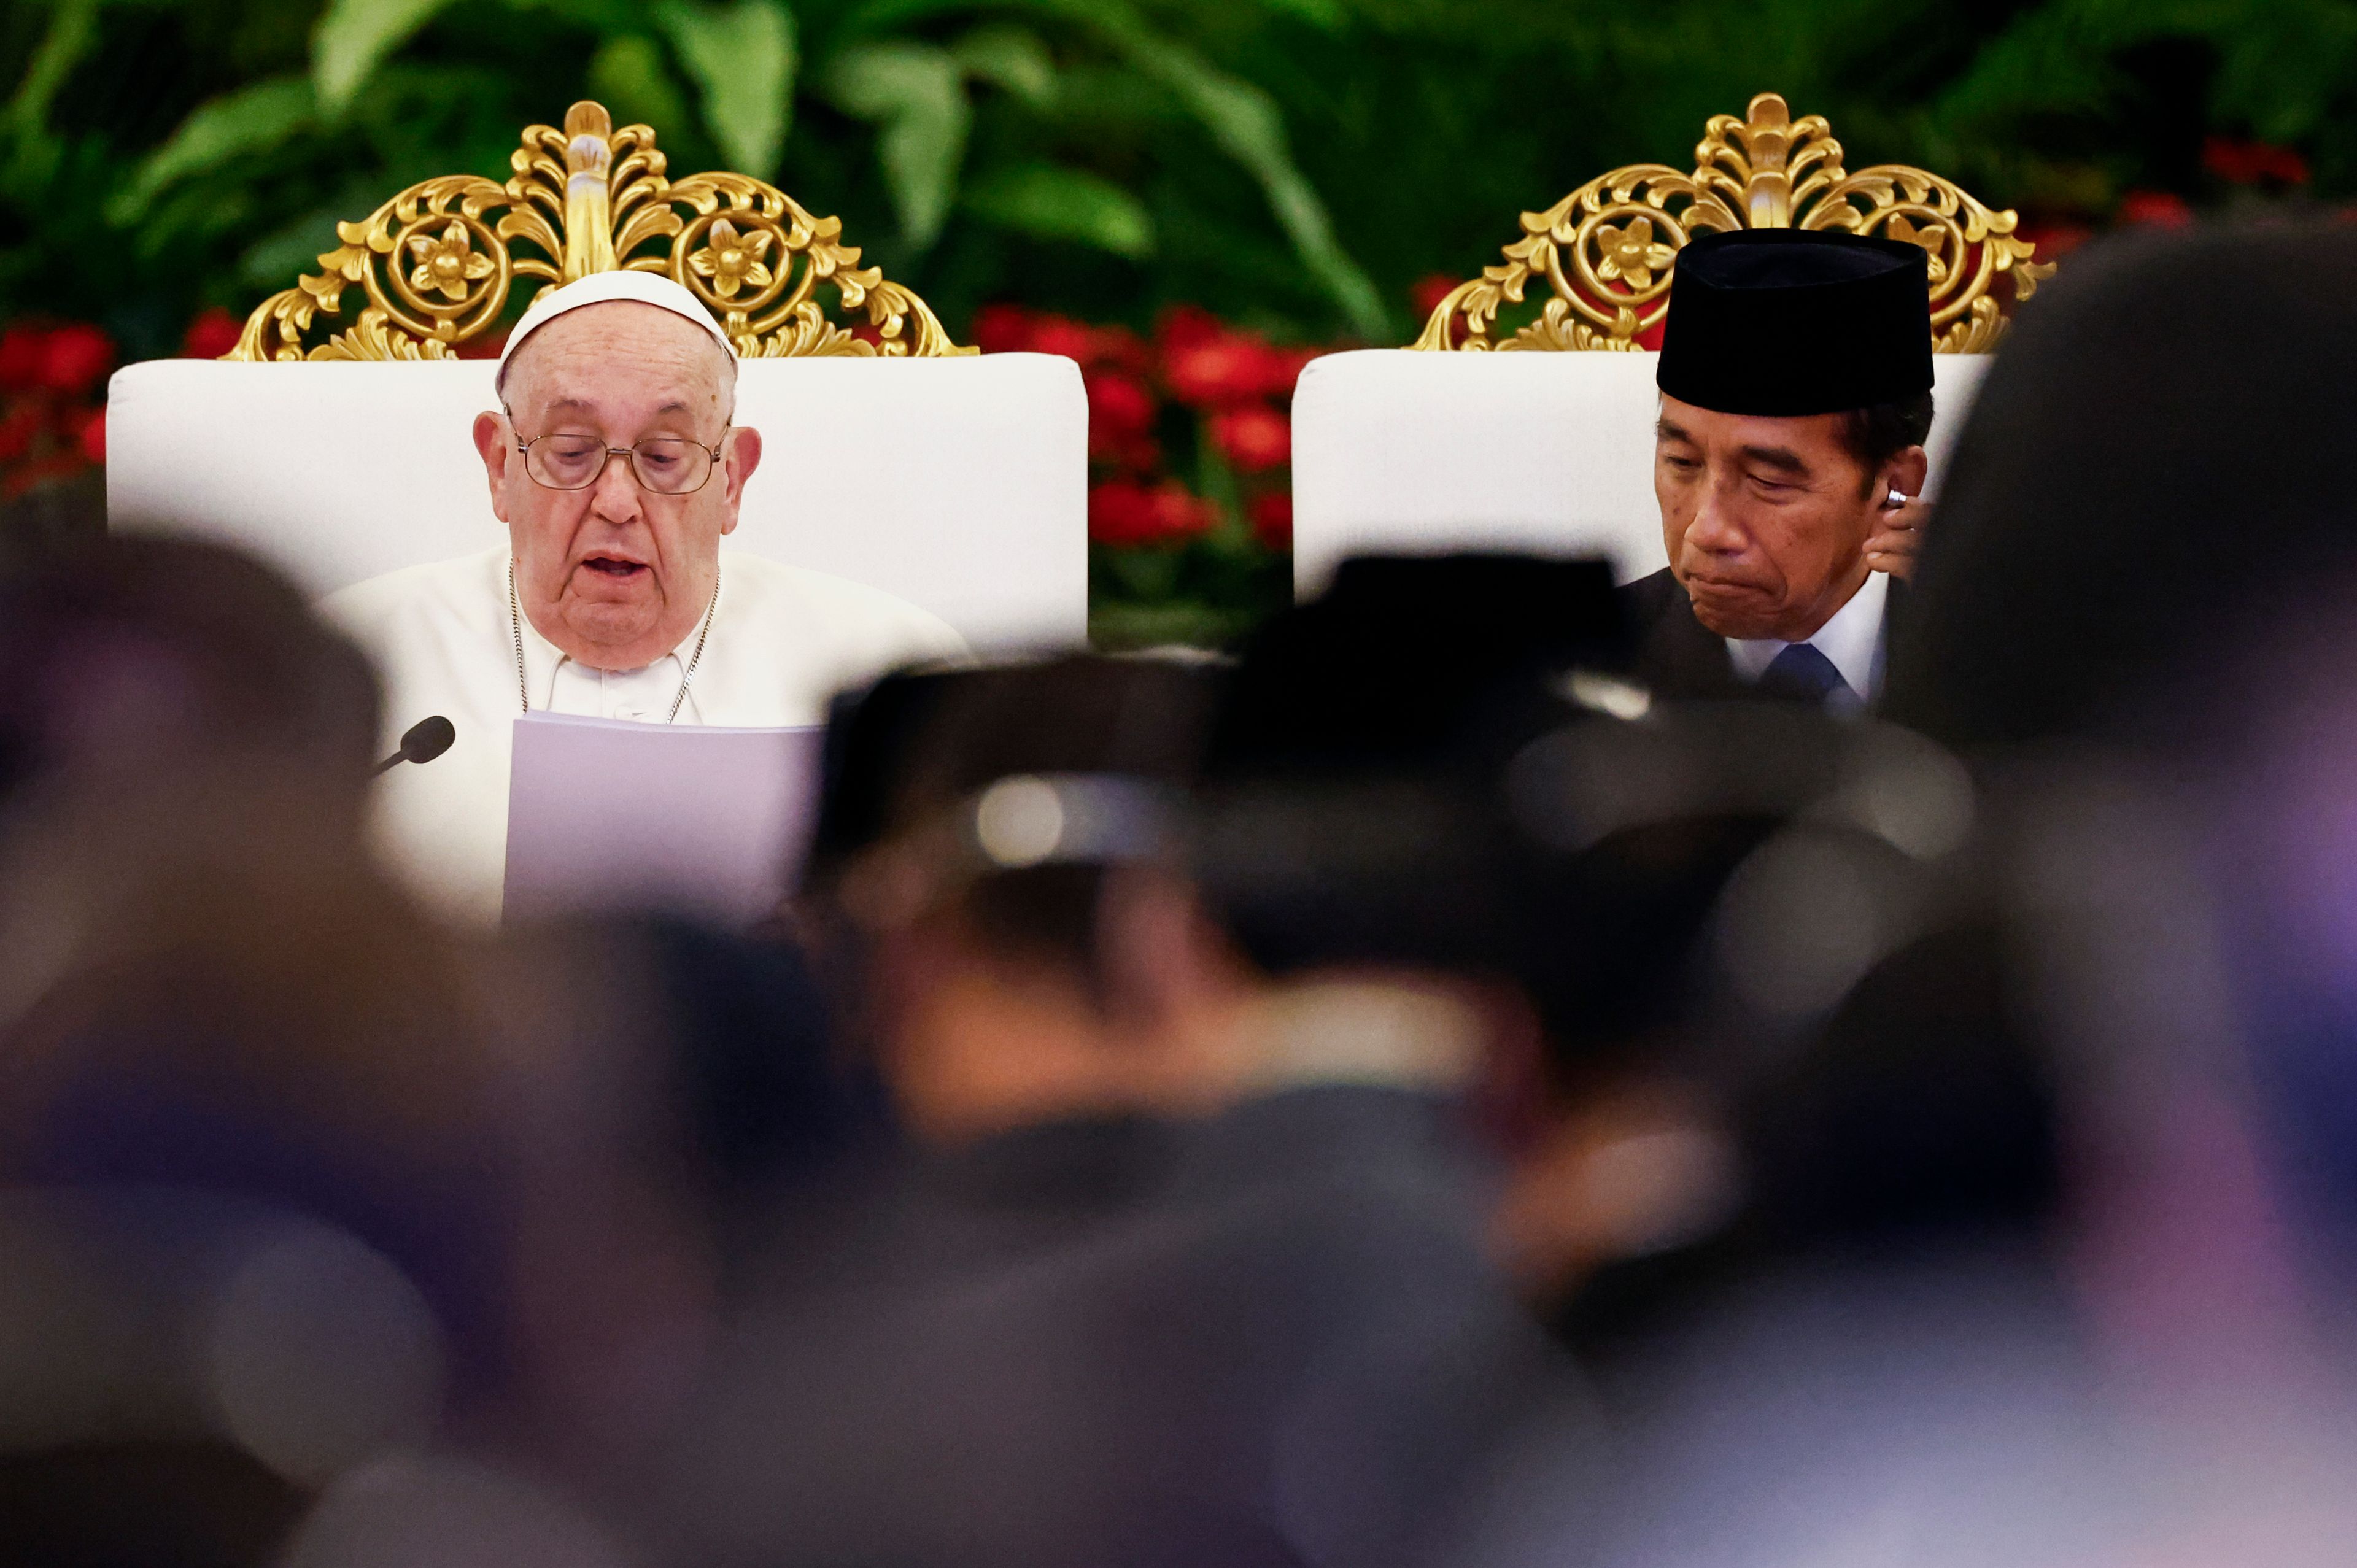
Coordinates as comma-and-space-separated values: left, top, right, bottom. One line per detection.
1459, 703, 2120, 1567
0, 539, 880, 1566
0, 537, 506, 1563
1882, 224, 2357, 1556
657, 650, 1587, 1568
1884, 224, 2357, 755
1194, 554, 1626, 1114
800, 655, 1244, 1145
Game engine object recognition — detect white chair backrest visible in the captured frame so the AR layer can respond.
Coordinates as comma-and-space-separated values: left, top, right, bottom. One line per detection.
1290, 349, 1992, 596
105, 352, 1087, 651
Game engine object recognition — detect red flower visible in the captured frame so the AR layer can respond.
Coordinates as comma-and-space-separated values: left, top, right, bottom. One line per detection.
1026, 314, 1101, 365
971, 303, 1035, 353
988, 311, 1151, 374
182, 307, 244, 360
1248, 491, 1292, 551
1210, 404, 1291, 472
77, 406, 106, 465
2203, 136, 2310, 188
1155, 304, 1226, 355
1165, 330, 1292, 409
1411, 274, 1461, 320
40, 323, 114, 395
1087, 323, 1150, 376
1086, 370, 1159, 461
2118, 190, 2195, 228
1089, 478, 1213, 548
0, 326, 45, 391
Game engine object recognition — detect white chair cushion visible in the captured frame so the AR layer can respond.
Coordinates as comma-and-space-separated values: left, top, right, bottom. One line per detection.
1290, 349, 1992, 595
105, 352, 1086, 651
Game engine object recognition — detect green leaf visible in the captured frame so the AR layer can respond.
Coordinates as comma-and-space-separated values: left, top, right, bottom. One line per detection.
496, 0, 644, 28
7, 0, 101, 139
951, 23, 1056, 107
1015, 0, 1387, 338
586, 34, 699, 144
826, 41, 970, 252
1255, 0, 1347, 30
108, 77, 318, 226
966, 161, 1152, 257
654, 0, 797, 176
313, 0, 460, 115
2208, 0, 2357, 144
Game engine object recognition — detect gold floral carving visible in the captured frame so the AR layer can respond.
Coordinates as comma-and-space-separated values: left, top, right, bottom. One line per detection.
1413, 92, 2057, 354
228, 101, 969, 361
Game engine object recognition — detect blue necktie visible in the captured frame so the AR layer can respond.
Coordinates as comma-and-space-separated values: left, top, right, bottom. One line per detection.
1757, 642, 1854, 708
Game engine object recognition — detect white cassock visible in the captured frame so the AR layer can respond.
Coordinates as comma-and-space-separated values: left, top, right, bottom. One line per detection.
323, 543, 966, 924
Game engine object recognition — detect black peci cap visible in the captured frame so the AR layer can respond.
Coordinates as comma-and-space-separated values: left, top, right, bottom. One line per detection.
1656, 229, 1933, 417
805, 656, 1221, 890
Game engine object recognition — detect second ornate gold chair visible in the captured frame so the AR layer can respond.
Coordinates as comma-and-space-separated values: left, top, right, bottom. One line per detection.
1293, 93, 2056, 596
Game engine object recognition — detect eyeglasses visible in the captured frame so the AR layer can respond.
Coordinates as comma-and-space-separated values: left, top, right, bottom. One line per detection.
514, 432, 726, 495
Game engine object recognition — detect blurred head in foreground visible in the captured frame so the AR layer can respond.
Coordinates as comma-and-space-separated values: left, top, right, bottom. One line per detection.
805, 655, 1243, 1141
0, 533, 449, 1067
0, 533, 503, 1278
1192, 554, 1626, 1105
1886, 223, 2357, 757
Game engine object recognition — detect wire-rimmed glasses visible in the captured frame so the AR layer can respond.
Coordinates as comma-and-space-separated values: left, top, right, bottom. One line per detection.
514, 432, 726, 494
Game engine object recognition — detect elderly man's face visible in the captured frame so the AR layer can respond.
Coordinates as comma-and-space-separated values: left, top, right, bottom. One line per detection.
472, 302, 762, 670
1654, 394, 1924, 643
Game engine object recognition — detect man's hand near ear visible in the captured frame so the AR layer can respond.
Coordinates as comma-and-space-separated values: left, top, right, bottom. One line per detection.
1864, 493, 1929, 581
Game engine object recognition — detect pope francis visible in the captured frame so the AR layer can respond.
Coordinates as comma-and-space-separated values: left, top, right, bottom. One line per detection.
325, 271, 967, 924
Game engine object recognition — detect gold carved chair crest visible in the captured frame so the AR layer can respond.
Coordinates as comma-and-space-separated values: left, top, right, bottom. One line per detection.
227, 101, 968, 361
1414, 92, 2056, 355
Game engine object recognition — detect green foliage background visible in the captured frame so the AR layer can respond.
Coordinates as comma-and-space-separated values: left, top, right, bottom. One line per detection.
7, 0, 2355, 363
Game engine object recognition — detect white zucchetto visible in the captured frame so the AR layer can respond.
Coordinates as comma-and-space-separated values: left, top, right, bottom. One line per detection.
495, 270, 737, 390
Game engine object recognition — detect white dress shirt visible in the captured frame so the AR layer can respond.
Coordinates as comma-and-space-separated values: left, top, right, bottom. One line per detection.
1725, 570, 1891, 713
323, 544, 967, 924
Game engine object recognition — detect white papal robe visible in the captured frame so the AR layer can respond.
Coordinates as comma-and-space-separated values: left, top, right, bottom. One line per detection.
323, 544, 966, 924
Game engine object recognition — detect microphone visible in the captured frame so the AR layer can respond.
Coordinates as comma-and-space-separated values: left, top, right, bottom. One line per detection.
372, 716, 455, 776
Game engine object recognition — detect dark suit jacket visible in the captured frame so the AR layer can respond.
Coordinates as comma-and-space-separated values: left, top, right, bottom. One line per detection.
659, 1096, 1592, 1568
1618, 568, 1908, 705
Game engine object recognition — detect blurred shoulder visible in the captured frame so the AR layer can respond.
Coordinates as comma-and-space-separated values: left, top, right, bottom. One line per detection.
718, 552, 968, 663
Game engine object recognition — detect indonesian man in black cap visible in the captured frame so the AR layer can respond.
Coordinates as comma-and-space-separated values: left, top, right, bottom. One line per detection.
1625, 229, 1935, 712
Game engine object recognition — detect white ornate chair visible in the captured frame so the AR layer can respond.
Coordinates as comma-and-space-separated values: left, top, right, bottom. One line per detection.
105, 102, 1085, 651
1290, 93, 2056, 594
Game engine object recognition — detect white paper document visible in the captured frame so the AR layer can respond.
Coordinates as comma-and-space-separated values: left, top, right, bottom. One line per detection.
503, 713, 825, 926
